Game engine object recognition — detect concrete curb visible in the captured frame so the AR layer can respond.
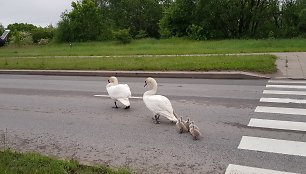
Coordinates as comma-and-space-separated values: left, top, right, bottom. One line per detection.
0, 70, 270, 79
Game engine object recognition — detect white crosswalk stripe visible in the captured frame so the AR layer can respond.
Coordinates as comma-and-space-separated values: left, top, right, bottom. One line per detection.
232, 80, 306, 173
248, 118, 306, 132
263, 90, 306, 96
255, 106, 306, 115
238, 136, 306, 157
266, 85, 306, 89
268, 80, 306, 84
225, 164, 299, 174
260, 97, 306, 104
94, 94, 142, 99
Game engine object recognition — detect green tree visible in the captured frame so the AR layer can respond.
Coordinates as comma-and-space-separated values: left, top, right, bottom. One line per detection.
32, 26, 55, 43
57, 0, 111, 42
96, 0, 163, 38
7, 23, 37, 33
159, 0, 197, 37
298, 8, 306, 34
0, 23, 4, 34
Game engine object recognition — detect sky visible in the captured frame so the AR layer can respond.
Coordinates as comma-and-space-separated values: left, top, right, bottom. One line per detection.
0, 0, 75, 28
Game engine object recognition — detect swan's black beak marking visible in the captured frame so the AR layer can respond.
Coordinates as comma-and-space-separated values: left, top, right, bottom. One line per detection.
144, 81, 147, 87
108, 80, 110, 83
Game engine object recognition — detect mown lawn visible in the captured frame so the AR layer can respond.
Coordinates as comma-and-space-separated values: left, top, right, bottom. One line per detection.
0, 150, 132, 174
0, 55, 277, 73
0, 38, 305, 57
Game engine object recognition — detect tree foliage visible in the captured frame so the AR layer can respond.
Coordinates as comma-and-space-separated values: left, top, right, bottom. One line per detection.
23, 0, 306, 43
0, 23, 4, 34
57, 0, 111, 42
96, 0, 163, 38
32, 27, 55, 43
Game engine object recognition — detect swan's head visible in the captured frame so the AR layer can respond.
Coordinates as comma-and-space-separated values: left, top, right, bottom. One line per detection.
108, 76, 118, 85
144, 77, 157, 87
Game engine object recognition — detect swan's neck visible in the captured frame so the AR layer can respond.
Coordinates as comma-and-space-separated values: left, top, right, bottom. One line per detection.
106, 82, 116, 87
113, 79, 118, 85
144, 83, 157, 95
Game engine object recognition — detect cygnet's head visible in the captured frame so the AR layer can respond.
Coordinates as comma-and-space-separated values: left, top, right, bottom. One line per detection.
108, 76, 118, 84
144, 77, 157, 87
180, 116, 184, 122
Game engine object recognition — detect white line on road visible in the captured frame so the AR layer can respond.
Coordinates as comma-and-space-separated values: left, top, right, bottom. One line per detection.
269, 80, 306, 84
248, 118, 306, 132
255, 106, 306, 115
238, 136, 306, 157
263, 90, 306, 96
266, 85, 306, 89
94, 94, 143, 99
260, 97, 306, 104
225, 164, 299, 174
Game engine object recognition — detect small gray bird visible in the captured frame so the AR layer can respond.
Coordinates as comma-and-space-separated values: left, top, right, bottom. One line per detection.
176, 117, 189, 133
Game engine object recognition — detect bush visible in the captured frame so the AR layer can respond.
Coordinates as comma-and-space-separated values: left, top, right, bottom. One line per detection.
10, 31, 32, 46
186, 24, 206, 40
135, 30, 148, 39
32, 27, 55, 43
38, 39, 49, 45
113, 29, 132, 44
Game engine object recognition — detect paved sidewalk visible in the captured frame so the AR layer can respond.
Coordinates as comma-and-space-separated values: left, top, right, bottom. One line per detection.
272, 52, 306, 79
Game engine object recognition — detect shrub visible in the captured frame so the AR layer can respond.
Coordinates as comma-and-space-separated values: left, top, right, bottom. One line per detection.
186, 24, 206, 40
31, 27, 55, 43
113, 29, 132, 44
10, 31, 32, 46
38, 39, 49, 45
135, 30, 148, 39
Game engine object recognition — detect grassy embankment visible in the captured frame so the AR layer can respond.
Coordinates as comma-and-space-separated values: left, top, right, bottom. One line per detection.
0, 55, 276, 73
0, 38, 305, 57
0, 150, 131, 174
1, 38, 304, 73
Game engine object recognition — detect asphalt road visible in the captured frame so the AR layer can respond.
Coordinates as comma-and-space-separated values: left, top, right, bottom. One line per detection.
0, 75, 305, 174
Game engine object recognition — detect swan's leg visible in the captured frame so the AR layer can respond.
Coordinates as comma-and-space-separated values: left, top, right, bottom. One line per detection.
152, 114, 160, 124
124, 105, 130, 109
112, 101, 119, 108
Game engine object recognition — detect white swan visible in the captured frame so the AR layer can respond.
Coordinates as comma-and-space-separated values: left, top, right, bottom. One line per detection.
106, 76, 131, 109
143, 77, 178, 123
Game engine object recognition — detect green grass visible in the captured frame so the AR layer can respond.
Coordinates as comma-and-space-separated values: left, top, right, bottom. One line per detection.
0, 150, 132, 174
0, 38, 305, 57
0, 55, 277, 73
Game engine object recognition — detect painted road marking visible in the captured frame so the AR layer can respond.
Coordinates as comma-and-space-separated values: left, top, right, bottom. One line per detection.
238, 136, 306, 157
263, 90, 306, 96
269, 80, 306, 84
94, 94, 143, 99
266, 85, 306, 89
260, 97, 306, 104
225, 164, 299, 174
255, 106, 306, 115
248, 118, 306, 132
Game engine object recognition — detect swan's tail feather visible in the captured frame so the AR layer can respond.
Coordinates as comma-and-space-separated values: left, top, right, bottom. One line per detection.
173, 111, 179, 119
118, 98, 130, 107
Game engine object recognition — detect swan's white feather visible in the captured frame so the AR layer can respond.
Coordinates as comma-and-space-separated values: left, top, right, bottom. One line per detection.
143, 95, 178, 122
106, 84, 131, 106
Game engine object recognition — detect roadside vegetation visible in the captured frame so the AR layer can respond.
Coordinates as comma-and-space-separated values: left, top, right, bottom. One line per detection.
1, 0, 306, 46
0, 38, 305, 57
0, 150, 131, 174
0, 55, 277, 73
